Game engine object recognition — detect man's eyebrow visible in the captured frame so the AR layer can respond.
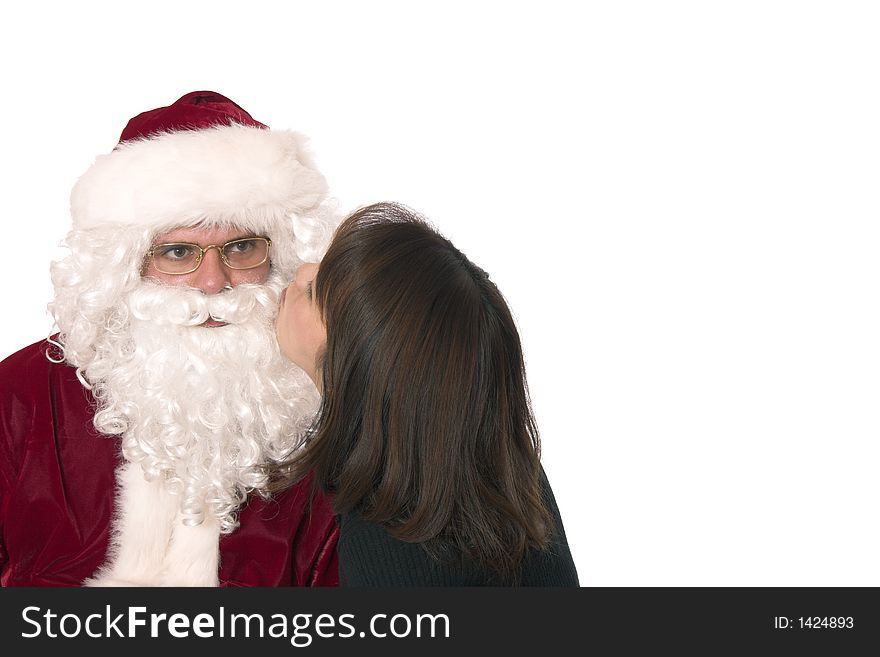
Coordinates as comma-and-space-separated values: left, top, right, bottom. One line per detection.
219, 233, 260, 242
152, 234, 259, 245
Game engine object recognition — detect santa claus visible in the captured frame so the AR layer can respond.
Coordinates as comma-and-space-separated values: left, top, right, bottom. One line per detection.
0, 91, 340, 586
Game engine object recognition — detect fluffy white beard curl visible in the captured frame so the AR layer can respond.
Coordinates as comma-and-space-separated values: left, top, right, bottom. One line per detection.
88, 271, 319, 534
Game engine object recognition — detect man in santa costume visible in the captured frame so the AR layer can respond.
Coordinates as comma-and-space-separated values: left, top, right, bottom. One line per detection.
0, 91, 340, 586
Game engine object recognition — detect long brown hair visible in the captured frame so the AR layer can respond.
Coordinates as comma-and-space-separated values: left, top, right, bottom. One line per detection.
274, 202, 551, 577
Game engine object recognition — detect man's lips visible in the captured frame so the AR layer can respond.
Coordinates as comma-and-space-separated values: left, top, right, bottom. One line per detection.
202, 318, 228, 328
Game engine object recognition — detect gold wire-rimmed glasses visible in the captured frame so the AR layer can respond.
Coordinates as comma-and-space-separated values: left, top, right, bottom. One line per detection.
146, 237, 272, 275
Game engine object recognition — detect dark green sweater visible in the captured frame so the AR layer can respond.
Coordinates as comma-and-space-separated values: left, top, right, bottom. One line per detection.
338, 470, 579, 586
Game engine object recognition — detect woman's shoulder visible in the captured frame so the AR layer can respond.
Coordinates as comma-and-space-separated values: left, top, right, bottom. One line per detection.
338, 511, 430, 586
523, 466, 580, 586
337, 511, 483, 587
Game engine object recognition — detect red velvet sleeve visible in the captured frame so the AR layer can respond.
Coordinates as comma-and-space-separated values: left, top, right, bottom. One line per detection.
0, 339, 120, 586
286, 472, 340, 587
215, 471, 339, 586
0, 455, 9, 582
302, 496, 340, 587
0, 345, 26, 584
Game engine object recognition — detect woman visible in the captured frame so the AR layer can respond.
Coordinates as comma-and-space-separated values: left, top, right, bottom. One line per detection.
274, 202, 579, 586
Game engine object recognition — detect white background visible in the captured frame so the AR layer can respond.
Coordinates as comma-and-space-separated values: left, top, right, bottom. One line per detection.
1, 1, 878, 585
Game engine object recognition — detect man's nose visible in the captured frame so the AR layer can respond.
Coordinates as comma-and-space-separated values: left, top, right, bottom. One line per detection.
192, 247, 232, 294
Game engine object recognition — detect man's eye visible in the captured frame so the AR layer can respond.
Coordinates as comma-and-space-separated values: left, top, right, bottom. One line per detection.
226, 239, 257, 254
158, 245, 196, 260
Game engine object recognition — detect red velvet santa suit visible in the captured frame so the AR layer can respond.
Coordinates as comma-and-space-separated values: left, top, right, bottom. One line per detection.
0, 339, 339, 587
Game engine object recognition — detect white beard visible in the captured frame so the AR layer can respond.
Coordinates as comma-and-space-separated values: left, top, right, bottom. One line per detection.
85, 273, 318, 586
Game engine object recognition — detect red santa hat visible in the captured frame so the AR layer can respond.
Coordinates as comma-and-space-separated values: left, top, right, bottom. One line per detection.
70, 91, 328, 236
